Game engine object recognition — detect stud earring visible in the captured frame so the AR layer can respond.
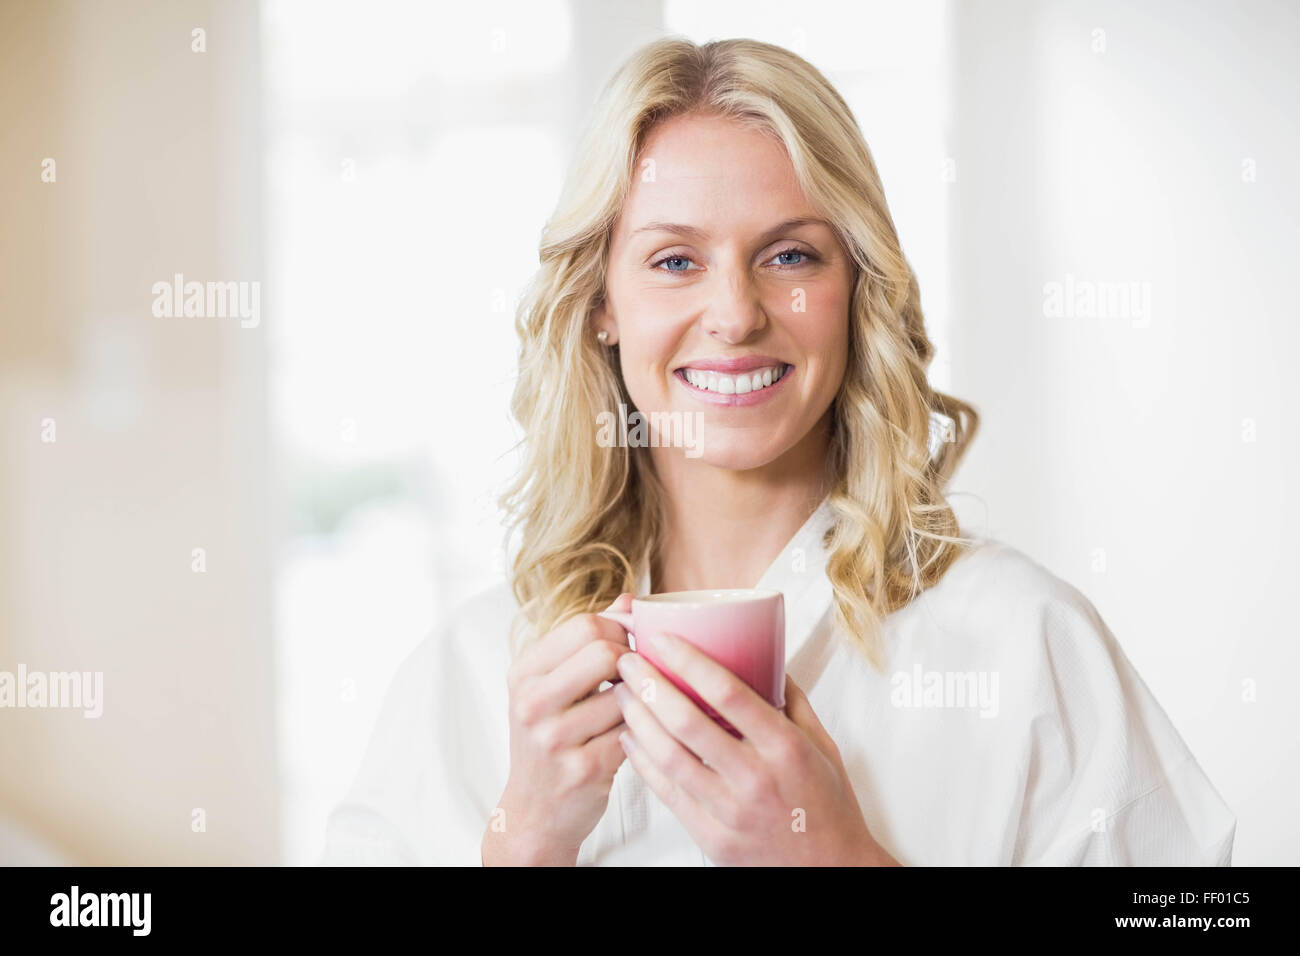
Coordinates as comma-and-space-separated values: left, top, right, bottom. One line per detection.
596, 329, 610, 345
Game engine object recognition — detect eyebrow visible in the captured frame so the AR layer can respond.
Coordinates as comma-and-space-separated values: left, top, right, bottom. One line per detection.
629, 216, 831, 245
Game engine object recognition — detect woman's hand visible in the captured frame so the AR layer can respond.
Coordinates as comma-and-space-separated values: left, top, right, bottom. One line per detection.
612, 629, 899, 866
482, 594, 634, 866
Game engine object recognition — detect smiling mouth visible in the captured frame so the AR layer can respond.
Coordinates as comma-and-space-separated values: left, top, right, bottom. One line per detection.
674, 363, 792, 396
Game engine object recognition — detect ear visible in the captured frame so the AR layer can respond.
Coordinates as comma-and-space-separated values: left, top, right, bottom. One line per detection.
590, 299, 617, 344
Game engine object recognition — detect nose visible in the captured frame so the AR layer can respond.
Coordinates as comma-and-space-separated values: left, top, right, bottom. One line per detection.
700, 264, 767, 344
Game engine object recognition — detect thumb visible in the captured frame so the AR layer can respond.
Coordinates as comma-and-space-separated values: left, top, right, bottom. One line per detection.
603, 591, 634, 614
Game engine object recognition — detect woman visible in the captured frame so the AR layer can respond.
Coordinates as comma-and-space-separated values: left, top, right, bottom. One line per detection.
322, 37, 1235, 866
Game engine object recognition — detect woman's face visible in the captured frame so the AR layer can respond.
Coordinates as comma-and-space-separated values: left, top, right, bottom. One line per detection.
594, 112, 854, 472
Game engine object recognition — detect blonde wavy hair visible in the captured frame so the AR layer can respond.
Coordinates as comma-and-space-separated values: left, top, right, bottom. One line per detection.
500, 36, 979, 672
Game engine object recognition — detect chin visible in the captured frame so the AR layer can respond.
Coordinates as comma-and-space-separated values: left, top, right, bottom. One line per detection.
685, 433, 791, 471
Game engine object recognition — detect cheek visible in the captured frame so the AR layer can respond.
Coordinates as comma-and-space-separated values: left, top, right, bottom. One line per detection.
619, 301, 690, 367
802, 278, 851, 322
623, 328, 682, 376
617, 323, 683, 406
786, 288, 850, 409
788, 285, 851, 359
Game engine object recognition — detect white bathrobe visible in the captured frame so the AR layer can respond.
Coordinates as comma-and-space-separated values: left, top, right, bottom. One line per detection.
320, 498, 1236, 866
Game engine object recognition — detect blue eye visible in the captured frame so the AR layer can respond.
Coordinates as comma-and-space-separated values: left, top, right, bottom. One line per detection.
651, 246, 818, 273
771, 247, 815, 268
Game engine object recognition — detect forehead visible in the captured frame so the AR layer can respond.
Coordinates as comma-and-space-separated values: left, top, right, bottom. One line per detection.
617, 113, 817, 236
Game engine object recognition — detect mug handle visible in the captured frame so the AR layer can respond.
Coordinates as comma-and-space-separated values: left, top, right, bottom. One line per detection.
596, 609, 636, 651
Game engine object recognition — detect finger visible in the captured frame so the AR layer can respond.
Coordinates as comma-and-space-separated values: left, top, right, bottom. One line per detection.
583, 719, 630, 779
618, 726, 724, 846
783, 675, 840, 764
554, 684, 624, 746
593, 592, 634, 658
538, 638, 630, 709
616, 649, 755, 786
516, 611, 631, 680
613, 680, 735, 812
637, 630, 785, 755
590, 593, 635, 691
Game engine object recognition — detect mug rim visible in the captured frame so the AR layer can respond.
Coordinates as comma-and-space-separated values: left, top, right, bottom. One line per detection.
635, 588, 781, 606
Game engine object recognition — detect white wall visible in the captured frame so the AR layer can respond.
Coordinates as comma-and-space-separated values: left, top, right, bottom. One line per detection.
0, 0, 275, 864
948, 0, 1299, 865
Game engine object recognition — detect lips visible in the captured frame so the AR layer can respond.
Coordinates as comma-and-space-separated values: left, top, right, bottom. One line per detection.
674, 355, 786, 374
671, 356, 795, 405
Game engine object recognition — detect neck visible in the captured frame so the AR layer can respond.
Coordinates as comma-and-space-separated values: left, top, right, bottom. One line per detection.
647, 414, 833, 594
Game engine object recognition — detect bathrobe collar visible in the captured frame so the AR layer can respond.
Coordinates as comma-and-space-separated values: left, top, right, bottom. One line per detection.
635, 497, 837, 665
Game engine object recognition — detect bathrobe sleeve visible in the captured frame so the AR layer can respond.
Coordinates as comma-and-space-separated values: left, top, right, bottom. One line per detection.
1007, 578, 1236, 866
319, 588, 513, 866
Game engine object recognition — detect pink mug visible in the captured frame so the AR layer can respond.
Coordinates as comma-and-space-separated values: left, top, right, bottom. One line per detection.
599, 589, 785, 738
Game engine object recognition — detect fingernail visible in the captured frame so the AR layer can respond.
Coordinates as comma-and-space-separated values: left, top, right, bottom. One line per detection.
616, 653, 635, 679
642, 630, 672, 660
614, 682, 629, 707
619, 731, 635, 754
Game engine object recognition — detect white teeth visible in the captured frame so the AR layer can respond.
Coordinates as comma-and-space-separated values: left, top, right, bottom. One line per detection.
680, 365, 788, 395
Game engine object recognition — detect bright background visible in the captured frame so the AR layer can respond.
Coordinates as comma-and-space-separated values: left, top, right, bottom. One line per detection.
1, 0, 1295, 865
